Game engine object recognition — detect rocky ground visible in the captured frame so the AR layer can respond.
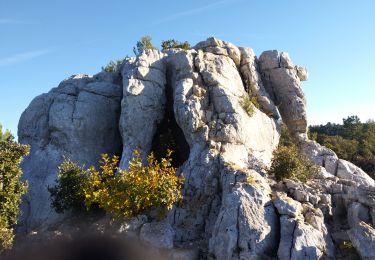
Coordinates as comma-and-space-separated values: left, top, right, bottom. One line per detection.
13, 38, 375, 259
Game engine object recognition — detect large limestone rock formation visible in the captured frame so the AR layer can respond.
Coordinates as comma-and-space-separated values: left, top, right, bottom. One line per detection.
17, 37, 375, 259
18, 73, 123, 230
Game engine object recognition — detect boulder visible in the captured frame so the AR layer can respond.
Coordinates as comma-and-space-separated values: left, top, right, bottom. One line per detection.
336, 159, 375, 187
18, 73, 123, 230
139, 222, 174, 249
258, 50, 307, 136
347, 202, 371, 228
273, 192, 302, 217
348, 222, 375, 259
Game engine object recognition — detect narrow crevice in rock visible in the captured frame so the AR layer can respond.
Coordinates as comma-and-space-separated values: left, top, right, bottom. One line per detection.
237, 64, 248, 94
45, 97, 56, 148
271, 205, 281, 258
235, 204, 241, 258
113, 73, 124, 159
150, 67, 190, 168
289, 220, 297, 259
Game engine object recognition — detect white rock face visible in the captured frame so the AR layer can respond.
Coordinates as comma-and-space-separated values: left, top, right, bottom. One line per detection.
273, 192, 302, 217
258, 50, 308, 136
273, 191, 334, 259
18, 37, 375, 259
18, 73, 123, 230
337, 159, 375, 186
348, 222, 375, 259
299, 139, 375, 187
165, 40, 280, 258
119, 50, 167, 169
347, 202, 371, 228
239, 47, 279, 118
209, 170, 278, 259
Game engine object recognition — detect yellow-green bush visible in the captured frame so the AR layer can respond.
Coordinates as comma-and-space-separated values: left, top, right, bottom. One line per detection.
0, 218, 13, 251
84, 151, 183, 219
240, 94, 259, 117
269, 144, 319, 182
49, 150, 184, 220
0, 127, 29, 251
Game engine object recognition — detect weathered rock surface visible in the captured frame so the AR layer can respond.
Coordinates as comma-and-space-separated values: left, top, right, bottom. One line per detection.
17, 37, 375, 259
139, 221, 174, 249
119, 51, 167, 169
18, 73, 123, 230
258, 50, 308, 137
348, 222, 375, 259
273, 192, 302, 217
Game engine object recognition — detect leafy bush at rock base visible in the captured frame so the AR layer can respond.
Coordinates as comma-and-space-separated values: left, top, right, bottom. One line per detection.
85, 151, 183, 219
0, 127, 29, 251
49, 150, 184, 220
48, 158, 88, 214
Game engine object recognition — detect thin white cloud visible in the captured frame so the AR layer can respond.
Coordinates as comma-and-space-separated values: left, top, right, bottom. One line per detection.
0, 40, 100, 67
0, 18, 28, 25
0, 49, 54, 67
154, 0, 242, 25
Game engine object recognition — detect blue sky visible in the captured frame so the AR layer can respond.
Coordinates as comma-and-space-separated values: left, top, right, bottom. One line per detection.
1, 0, 374, 136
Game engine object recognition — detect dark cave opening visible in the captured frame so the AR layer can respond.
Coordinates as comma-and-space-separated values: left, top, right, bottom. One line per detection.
150, 72, 190, 168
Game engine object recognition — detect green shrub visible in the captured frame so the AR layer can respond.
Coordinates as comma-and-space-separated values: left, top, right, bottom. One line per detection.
269, 144, 320, 182
279, 123, 295, 147
240, 94, 259, 117
0, 127, 29, 251
102, 58, 126, 73
49, 150, 184, 220
48, 158, 88, 214
317, 135, 358, 160
161, 39, 191, 50
133, 35, 156, 56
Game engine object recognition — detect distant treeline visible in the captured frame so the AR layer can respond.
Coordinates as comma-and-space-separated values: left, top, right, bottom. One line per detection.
309, 115, 375, 179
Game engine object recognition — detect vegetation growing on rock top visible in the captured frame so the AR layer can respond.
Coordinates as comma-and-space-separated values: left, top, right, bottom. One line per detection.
133, 35, 156, 56
0, 125, 29, 251
161, 39, 191, 50
102, 57, 128, 73
104, 37, 192, 73
49, 150, 184, 220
